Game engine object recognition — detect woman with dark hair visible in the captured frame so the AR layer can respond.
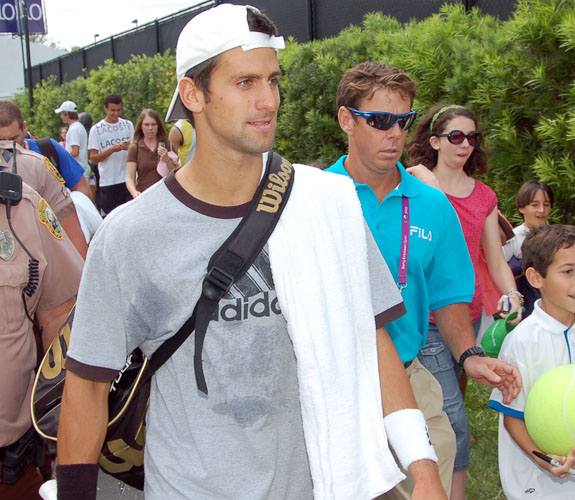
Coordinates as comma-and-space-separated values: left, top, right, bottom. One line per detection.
126, 109, 178, 197
406, 104, 521, 500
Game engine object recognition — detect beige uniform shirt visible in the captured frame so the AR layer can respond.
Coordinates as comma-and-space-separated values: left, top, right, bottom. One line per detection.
0, 140, 71, 215
0, 183, 83, 446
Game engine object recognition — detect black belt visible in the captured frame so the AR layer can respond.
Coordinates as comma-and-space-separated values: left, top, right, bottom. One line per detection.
404, 359, 413, 369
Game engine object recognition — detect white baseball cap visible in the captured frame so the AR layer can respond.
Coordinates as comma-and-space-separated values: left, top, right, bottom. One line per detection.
55, 101, 77, 113
165, 4, 285, 122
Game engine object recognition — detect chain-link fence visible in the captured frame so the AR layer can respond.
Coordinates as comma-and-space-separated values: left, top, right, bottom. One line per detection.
31, 0, 516, 88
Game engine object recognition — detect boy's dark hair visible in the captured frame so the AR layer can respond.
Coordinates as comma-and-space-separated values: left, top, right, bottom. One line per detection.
522, 224, 575, 277
104, 93, 123, 107
184, 8, 278, 117
516, 180, 554, 218
336, 62, 417, 110
64, 111, 79, 121
406, 104, 488, 176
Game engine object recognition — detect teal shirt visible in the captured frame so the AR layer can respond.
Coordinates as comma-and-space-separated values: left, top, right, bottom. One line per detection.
326, 156, 474, 363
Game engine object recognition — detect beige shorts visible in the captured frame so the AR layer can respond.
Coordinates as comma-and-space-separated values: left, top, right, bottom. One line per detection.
378, 357, 456, 499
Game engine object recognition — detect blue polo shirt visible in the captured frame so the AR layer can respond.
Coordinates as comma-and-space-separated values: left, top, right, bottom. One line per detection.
326, 156, 474, 363
26, 138, 85, 189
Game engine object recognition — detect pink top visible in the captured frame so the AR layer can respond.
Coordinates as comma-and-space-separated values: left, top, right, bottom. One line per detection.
446, 180, 497, 322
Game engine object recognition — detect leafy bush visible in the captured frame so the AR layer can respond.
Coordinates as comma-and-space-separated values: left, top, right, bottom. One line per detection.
14, 51, 176, 140
276, 5, 502, 164
277, 0, 575, 224
13, 0, 575, 223
15, 75, 87, 140
470, 0, 575, 223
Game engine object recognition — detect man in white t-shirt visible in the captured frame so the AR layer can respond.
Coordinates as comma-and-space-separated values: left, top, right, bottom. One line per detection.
55, 100, 90, 182
88, 94, 134, 215
56, 5, 449, 500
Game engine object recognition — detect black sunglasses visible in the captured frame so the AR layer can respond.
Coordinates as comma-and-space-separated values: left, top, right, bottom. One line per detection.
347, 107, 418, 131
434, 130, 482, 147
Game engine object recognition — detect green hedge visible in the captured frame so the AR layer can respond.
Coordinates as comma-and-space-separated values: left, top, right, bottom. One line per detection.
15, 51, 177, 140
15, 0, 575, 223
278, 0, 575, 224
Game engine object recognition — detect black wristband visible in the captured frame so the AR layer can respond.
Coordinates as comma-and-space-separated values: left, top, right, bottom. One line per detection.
458, 346, 487, 370
57, 464, 99, 500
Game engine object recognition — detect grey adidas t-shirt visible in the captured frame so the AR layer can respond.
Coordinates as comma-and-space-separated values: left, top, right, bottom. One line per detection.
68, 170, 405, 499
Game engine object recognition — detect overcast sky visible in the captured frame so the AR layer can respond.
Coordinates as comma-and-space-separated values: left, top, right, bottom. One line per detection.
43, 0, 206, 50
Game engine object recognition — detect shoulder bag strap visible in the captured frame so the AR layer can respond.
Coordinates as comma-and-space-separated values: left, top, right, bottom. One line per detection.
148, 152, 295, 396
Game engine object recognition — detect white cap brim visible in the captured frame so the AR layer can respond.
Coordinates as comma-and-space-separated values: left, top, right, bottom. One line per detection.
165, 87, 189, 122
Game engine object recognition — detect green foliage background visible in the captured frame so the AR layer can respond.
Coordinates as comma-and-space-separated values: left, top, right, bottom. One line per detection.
15, 51, 177, 143
14, 0, 575, 224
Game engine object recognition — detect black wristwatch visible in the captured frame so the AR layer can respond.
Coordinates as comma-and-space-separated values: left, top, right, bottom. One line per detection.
458, 346, 487, 370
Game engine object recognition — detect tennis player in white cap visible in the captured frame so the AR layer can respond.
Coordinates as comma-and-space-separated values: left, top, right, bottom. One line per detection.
56, 5, 446, 499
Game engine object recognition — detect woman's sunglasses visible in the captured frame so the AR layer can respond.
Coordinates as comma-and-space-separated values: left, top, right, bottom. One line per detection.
434, 130, 482, 147
347, 107, 418, 131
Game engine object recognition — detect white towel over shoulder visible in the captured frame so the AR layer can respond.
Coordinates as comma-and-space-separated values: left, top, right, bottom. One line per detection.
268, 164, 404, 500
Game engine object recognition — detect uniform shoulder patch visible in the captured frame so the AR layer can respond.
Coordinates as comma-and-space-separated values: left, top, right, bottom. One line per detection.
38, 198, 63, 239
44, 156, 65, 184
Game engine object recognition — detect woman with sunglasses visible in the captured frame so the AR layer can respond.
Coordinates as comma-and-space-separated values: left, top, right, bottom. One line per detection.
406, 104, 522, 500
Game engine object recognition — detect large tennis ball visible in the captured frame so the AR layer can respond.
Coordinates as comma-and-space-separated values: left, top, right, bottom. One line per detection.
525, 365, 575, 456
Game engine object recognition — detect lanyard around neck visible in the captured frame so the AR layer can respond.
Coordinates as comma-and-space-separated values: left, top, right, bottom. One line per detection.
398, 196, 409, 292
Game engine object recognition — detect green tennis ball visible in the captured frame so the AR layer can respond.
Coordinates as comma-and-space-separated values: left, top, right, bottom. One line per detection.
525, 365, 575, 456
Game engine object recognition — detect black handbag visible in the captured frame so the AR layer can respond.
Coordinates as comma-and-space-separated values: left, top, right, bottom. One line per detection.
31, 152, 295, 490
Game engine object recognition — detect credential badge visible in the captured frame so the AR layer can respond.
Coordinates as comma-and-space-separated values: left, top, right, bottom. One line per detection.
0, 230, 15, 260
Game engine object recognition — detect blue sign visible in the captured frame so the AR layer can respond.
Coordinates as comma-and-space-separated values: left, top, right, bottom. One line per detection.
0, 0, 46, 35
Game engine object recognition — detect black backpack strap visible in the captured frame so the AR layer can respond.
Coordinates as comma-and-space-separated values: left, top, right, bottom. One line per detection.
35, 138, 62, 176
194, 152, 294, 394
147, 304, 198, 375
148, 152, 295, 394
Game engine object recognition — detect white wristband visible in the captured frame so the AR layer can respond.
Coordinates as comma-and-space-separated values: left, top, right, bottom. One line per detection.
383, 408, 438, 471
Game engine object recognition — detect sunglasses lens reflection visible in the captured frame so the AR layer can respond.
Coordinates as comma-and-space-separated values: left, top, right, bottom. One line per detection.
368, 113, 415, 131
368, 115, 392, 130
446, 131, 480, 147
448, 131, 465, 145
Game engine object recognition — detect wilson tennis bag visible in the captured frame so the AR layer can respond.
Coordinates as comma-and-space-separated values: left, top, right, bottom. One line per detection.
31, 152, 294, 490
31, 307, 150, 489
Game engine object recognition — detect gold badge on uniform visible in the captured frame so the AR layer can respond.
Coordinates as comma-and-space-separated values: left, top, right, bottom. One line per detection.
0, 230, 15, 260
44, 157, 65, 184
38, 198, 63, 240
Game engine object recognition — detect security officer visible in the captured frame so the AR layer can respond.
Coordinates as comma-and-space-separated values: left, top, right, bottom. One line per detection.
0, 139, 88, 258
0, 182, 83, 499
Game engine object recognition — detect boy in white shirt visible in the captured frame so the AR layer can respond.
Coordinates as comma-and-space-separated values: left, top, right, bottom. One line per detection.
490, 224, 575, 499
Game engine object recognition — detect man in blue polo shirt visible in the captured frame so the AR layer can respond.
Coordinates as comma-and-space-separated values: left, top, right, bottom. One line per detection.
326, 61, 521, 500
